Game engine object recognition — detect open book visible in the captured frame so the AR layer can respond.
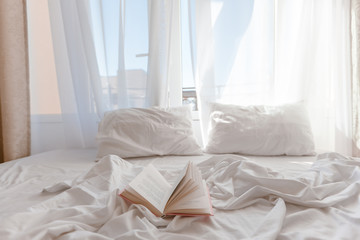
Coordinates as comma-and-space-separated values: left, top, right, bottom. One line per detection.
119, 162, 213, 217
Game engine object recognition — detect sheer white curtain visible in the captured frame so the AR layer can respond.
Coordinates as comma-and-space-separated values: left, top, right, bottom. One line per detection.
274, 0, 351, 154
190, 0, 275, 143
45, 0, 181, 149
191, 0, 352, 155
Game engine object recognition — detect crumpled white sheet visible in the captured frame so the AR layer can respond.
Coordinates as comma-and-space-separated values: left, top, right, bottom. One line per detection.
1, 153, 360, 240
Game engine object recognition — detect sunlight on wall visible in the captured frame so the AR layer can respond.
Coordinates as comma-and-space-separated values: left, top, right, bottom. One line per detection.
28, 0, 61, 115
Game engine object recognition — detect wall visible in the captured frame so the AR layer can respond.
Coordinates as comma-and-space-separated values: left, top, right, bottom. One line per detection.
27, 0, 66, 154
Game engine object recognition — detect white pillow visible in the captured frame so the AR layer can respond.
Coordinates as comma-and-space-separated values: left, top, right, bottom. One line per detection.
205, 102, 315, 156
96, 106, 202, 158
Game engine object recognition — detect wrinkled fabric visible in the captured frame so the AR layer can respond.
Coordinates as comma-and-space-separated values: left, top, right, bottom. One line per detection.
1, 153, 360, 239
205, 102, 315, 156
96, 107, 202, 159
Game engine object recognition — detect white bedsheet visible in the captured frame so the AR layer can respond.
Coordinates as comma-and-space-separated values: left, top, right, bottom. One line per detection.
0, 150, 360, 239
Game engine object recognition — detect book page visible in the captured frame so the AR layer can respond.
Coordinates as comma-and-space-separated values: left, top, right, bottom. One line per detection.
165, 180, 213, 215
129, 164, 172, 212
166, 162, 203, 208
162, 161, 189, 205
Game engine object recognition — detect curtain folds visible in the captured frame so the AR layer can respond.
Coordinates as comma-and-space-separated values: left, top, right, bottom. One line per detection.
47, 0, 181, 149
192, 0, 353, 155
34, 0, 360, 157
275, 0, 352, 155
48, 0, 100, 148
0, 0, 30, 162
351, 0, 360, 157
147, 0, 182, 107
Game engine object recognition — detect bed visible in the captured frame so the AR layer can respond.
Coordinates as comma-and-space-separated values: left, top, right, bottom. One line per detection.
0, 149, 360, 239
1, 104, 360, 239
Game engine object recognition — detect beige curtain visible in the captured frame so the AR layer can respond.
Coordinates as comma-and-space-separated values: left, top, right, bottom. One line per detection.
0, 0, 30, 163
351, 0, 360, 157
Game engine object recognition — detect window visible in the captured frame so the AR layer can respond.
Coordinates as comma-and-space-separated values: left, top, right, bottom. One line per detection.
181, 0, 197, 111
90, 0, 149, 109
89, 0, 197, 110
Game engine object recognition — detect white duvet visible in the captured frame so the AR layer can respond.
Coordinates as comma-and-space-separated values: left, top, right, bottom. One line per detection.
1, 152, 360, 239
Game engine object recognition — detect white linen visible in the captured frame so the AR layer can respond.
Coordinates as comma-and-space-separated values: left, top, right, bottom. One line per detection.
0, 149, 97, 216
96, 106, 202, 159
205, 102, 315, 156
1, 150, 360, 239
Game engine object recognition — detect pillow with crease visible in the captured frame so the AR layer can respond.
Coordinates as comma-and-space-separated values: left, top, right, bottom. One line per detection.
96, 106, 202, 159
205, 102, 316, 156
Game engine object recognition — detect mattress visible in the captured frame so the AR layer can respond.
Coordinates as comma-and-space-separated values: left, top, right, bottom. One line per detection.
0, 149, 359, 239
